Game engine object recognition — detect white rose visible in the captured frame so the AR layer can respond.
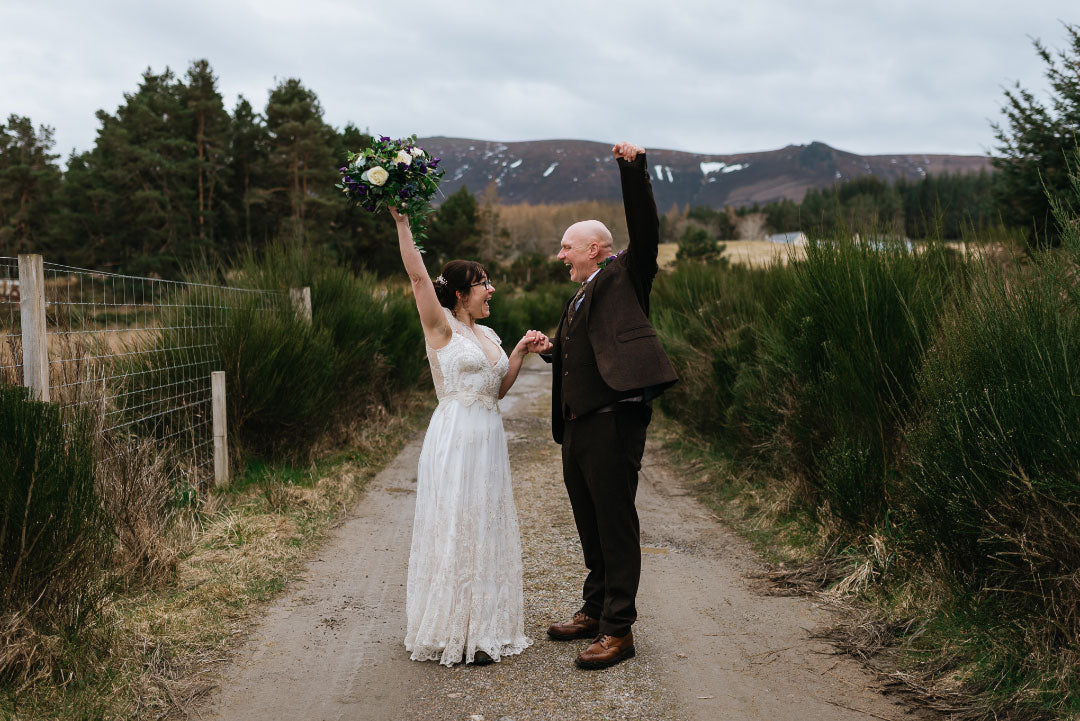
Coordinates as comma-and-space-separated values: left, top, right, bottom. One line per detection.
394, 150, 412, 166
363, 166, 389, 186
410, 146, 425, 158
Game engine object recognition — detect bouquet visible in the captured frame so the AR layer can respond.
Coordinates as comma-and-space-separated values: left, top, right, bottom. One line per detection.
336, 134, 443, 252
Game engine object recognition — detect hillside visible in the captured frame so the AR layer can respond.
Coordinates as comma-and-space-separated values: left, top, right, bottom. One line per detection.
418, 137, 992, 209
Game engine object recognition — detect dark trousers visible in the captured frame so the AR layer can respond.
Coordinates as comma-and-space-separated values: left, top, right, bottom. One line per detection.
561, 403, 651, 637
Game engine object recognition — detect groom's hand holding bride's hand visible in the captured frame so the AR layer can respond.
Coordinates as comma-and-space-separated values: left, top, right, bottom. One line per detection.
515, 330, 552, 357
526, 330, 552, 354
512, 331, 538, 359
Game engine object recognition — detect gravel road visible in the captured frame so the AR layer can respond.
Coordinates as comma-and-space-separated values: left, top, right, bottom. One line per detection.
201, 357, 918, 721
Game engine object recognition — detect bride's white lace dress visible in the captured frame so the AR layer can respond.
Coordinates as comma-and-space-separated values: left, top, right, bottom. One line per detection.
405, 308, 532, 665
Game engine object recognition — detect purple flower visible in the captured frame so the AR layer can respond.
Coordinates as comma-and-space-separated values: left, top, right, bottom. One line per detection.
399, 187, 412, 199
414, 160, 426, 172
430, 157, 441, 168
397, 162, 408, 171
364, 202, 376, 212
343, 175, 353, 184
597, 249, 623, 270
356, 183, 368, 196
338, 166, 347, 173
379, 135, 391, 143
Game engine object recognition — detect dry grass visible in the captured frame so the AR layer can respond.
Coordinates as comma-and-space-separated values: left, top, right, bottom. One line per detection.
97, 436, 184, 586
2, 390, 432, 720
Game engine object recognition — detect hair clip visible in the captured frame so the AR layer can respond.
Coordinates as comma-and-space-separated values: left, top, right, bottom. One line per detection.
434, 275, 447, 287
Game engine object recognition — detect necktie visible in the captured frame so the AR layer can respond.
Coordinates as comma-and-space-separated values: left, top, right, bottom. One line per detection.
567, 282, 587, 323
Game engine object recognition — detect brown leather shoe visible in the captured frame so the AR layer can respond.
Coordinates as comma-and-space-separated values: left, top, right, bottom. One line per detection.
547, 612, 599, 641
575, 632, 635, 670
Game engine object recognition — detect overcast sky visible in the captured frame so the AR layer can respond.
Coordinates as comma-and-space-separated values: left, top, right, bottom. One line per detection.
1, 1, 1076, 161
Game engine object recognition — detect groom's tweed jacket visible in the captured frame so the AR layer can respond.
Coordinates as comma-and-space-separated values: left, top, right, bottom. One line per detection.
550, 154, 678, 444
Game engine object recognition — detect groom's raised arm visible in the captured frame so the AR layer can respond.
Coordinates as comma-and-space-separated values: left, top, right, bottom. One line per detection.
614, 142, 660, 308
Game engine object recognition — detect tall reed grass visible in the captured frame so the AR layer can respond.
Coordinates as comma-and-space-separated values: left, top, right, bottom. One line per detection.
899, 162, 1080, 678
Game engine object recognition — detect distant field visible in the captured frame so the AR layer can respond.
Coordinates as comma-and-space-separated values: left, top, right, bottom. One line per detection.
657, 240, 1008, 270
657, 240, 806, 269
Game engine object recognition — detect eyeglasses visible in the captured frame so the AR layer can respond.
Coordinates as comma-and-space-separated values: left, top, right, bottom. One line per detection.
469, 279, 493, 290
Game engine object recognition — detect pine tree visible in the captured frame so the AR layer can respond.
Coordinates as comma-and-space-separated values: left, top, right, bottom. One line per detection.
58, 63, 236, 274
181, 59, 231, 247
992, 23, 1080, 247
227, 95, 270, 248
428, 185, 480, 266
263, 78, 339, 244
0, 115, 61, 256
71, 67, 194, 273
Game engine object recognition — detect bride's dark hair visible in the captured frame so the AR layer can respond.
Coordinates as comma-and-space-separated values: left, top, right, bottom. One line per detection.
434, 260, 488, 311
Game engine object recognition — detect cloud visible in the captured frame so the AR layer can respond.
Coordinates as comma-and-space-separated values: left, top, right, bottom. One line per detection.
0, 0, 1075, 159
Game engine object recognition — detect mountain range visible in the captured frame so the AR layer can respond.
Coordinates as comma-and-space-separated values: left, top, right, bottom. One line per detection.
416, 137, 993, 210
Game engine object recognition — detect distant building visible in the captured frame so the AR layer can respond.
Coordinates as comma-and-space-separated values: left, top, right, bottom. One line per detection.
768, 231, 808, 245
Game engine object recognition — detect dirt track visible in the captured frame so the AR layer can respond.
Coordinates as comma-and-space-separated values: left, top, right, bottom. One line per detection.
202, 357, 919, 721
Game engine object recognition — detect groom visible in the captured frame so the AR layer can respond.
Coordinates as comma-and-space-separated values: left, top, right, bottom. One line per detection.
539, 141, 678, 669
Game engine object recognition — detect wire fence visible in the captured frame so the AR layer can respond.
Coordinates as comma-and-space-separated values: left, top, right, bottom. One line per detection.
0, 257, 19, 385
1, 256, 284, 490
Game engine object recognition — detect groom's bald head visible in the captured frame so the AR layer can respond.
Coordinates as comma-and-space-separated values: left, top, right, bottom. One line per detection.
565, 220, 613, 253
558, 220, 614, 283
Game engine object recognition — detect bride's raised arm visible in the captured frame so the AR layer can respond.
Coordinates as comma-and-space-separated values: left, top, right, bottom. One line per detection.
391, 207, 451, 349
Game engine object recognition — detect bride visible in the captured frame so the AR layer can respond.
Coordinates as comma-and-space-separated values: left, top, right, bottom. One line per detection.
391, 207, 541, 666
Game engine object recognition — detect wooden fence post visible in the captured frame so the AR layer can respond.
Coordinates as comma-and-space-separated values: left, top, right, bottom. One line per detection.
290, 286, 312, 324
212, 371, 229, 487
18, 254, 49, 402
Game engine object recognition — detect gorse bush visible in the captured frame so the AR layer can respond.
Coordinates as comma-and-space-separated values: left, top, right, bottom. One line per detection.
652, 261, 791, 444
675, 225, 727, 264
484, 282, 568, 348
0, 385, 109, 684
235, 243, 427, 406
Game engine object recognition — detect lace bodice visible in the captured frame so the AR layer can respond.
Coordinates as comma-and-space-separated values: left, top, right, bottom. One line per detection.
426, 308, 509, 410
